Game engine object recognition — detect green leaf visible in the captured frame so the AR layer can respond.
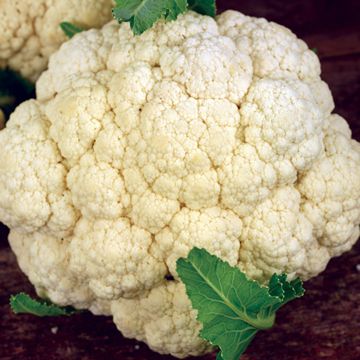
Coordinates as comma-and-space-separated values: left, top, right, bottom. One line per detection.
112, 0, 216, 35
112, 0, 188, 35
176, 248, 304, 360
0, 68, 35, 121
165, 0, 188, 21
269, 274, 304, 304
60, 22, 84, 39
10, 293, 79, 317
188, 0, 216, 17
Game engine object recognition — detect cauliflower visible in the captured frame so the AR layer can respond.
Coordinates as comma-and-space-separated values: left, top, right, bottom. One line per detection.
0, 0, 114, 81
0, 10, 359, 358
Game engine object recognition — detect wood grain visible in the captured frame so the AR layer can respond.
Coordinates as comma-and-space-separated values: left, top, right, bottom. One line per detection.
0, 1, 359, 359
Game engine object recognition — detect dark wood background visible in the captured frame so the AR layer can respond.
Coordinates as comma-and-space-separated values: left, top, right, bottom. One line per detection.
1, 0, 359, 359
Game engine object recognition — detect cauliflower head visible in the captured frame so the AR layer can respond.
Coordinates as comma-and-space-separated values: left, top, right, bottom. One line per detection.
1, 10, 359, 358
0, 0, 114, 81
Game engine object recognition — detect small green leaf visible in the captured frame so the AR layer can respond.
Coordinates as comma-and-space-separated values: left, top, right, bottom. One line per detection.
0, 68, 35, 121
177, 248, 304, 360
188, 0, 216, 17
112, 0, 216, 35
10, 293, 79, 317
60, 22, 84, 39
112, 0, 188, 35
311, 47, 318, 54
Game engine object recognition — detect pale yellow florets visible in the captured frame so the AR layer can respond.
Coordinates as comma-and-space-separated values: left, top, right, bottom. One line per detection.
0, 0, 114, 81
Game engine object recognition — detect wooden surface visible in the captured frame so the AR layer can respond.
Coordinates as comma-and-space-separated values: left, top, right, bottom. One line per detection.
1, 0, 359, 359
